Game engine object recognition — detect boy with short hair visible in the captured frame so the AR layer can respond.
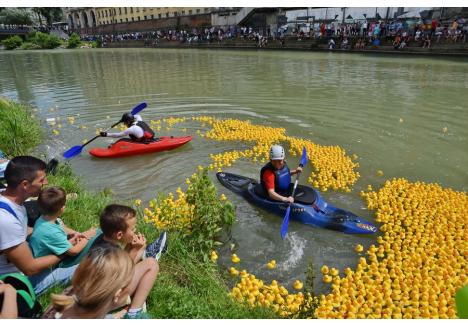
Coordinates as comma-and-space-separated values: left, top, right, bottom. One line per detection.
29, 186, 96, 261
90, 204, 166, 319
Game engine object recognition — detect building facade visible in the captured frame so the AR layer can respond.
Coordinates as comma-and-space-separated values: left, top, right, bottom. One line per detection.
65, 7, 211, 29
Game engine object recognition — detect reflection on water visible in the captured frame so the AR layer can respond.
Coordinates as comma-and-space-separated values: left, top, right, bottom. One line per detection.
1, 48, 467, 293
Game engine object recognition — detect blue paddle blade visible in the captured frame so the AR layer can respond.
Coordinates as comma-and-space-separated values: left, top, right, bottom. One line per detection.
63, 145, 83, 159
280, 205, 292, 239
131, 102, 147, 115
300, 147, 307, 166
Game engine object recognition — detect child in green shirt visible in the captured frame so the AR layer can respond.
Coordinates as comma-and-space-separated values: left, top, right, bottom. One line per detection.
29, 186, 96, 260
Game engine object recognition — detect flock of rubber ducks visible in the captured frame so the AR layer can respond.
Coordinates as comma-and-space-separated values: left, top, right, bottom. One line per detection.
43, 110, 464, 319
314, 178, 466, 318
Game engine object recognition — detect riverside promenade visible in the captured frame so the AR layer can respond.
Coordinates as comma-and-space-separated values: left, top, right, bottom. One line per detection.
103, 36, 468, 56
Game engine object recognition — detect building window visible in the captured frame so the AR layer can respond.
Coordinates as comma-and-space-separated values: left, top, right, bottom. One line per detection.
158, 13, 161, 18
105, 10, 108, 17
182, 11, 185, 15
126, 18, 128, 22
136, 8, 139, 12
144, 15, 147, 20
125, 7, 127, 14
119, 8, 121, 15
120, 19, 123, 22
138, 16, 141, 21
166, 12, 169, 17
131, 17, 134, 21
143, 8, 146, 12
173, 11, 178, 16
189, 10, 192, 15
151, 14, 154, 19
130, 8, 133, 14
196, 9, 200, 13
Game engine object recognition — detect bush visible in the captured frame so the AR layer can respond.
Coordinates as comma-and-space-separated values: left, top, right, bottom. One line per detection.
144, 169, 235, 261
1, 35, 23, 50
20, 42, 41, 50
29, 31, 62, 49
67, 33, 81, 48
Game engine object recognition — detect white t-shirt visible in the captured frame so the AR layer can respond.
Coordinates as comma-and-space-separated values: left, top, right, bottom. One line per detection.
0, 195, 28, 274
107, 114, 144, 139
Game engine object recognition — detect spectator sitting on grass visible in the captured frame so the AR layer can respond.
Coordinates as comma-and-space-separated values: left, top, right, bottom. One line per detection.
88, 204, 167, 319
48, 245, 134, 319
0, 156, 74, 298
28, 186, 97, 291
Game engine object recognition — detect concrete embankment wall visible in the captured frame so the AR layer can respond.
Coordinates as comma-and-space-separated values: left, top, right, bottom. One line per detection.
104, 37, 468, 56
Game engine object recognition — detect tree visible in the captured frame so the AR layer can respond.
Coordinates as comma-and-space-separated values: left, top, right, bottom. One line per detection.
0, 8, 32, 26
31, 8, 63, 26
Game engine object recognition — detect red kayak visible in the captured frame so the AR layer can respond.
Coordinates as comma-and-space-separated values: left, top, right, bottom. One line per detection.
89, 136, 192, 158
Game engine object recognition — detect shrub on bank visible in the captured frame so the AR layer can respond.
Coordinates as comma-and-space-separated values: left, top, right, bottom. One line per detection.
1, 35, 23, 50
0, 97, 43, 157
27, 31, 62, 49
67, 33, 81, 49
20, 42, 42, 50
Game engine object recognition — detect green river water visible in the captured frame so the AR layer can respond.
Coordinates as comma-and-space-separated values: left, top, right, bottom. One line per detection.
1, 48, 467, 293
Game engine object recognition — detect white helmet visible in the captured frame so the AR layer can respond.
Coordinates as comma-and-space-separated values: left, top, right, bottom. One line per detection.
270, 145, 285, 160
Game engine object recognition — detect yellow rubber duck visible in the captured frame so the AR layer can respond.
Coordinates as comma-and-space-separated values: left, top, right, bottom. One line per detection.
266, 260, 276, 269
210, 251, 218, 263
321, 265, 329, 275
355, 244, 364, 253
231, 253, 240, 263
293, 280, 303, 290
229, 267, 239, 276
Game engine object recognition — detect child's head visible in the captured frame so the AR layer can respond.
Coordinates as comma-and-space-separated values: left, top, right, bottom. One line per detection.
51, 244, 134, 316
100, 204, 137, 244
38, 186, 66, 217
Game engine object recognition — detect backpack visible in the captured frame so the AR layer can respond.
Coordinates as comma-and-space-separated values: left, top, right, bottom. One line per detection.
0, 273, 42, 318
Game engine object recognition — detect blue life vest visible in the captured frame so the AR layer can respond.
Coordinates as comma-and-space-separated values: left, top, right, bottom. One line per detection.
260, 161, 291, 195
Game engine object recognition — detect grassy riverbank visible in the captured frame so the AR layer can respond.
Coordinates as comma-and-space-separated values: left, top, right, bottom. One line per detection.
1, 98, 276, 318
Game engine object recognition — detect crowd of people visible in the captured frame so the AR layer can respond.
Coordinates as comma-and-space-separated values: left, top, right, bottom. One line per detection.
0, 155, 167, 319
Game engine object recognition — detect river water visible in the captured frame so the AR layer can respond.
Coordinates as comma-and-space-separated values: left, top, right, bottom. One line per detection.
1, 48, 467, 293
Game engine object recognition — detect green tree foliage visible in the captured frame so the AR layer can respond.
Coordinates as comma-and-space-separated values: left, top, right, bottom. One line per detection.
67, 32, 81, 48
0, 8, 32, 25
1, 35, 23, 50
29, 31, 61, 49
31, 7, 63, 26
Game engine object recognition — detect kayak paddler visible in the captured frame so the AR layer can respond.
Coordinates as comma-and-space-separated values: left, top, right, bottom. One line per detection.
100, 113, 155, 142
260, 145, 303, 204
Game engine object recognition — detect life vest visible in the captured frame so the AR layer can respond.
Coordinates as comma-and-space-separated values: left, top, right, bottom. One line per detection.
260, 161, 291, 195
129, 121, 155, 142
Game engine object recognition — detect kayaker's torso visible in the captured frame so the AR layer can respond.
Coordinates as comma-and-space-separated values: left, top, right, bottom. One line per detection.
106, 114, 155, 141
260, 161, 291, 195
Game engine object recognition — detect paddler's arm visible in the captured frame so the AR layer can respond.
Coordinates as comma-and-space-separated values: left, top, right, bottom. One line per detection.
267, 189, 294, 203
290, 166, 303, 176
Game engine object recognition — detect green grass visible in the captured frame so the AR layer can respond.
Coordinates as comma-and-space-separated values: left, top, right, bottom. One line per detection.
0, 97, 43, 158
38, 164, 276, 318
1, 97, 276, 318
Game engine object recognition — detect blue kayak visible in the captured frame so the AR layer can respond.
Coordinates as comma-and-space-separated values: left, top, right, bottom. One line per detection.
216, 172, 377, 235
